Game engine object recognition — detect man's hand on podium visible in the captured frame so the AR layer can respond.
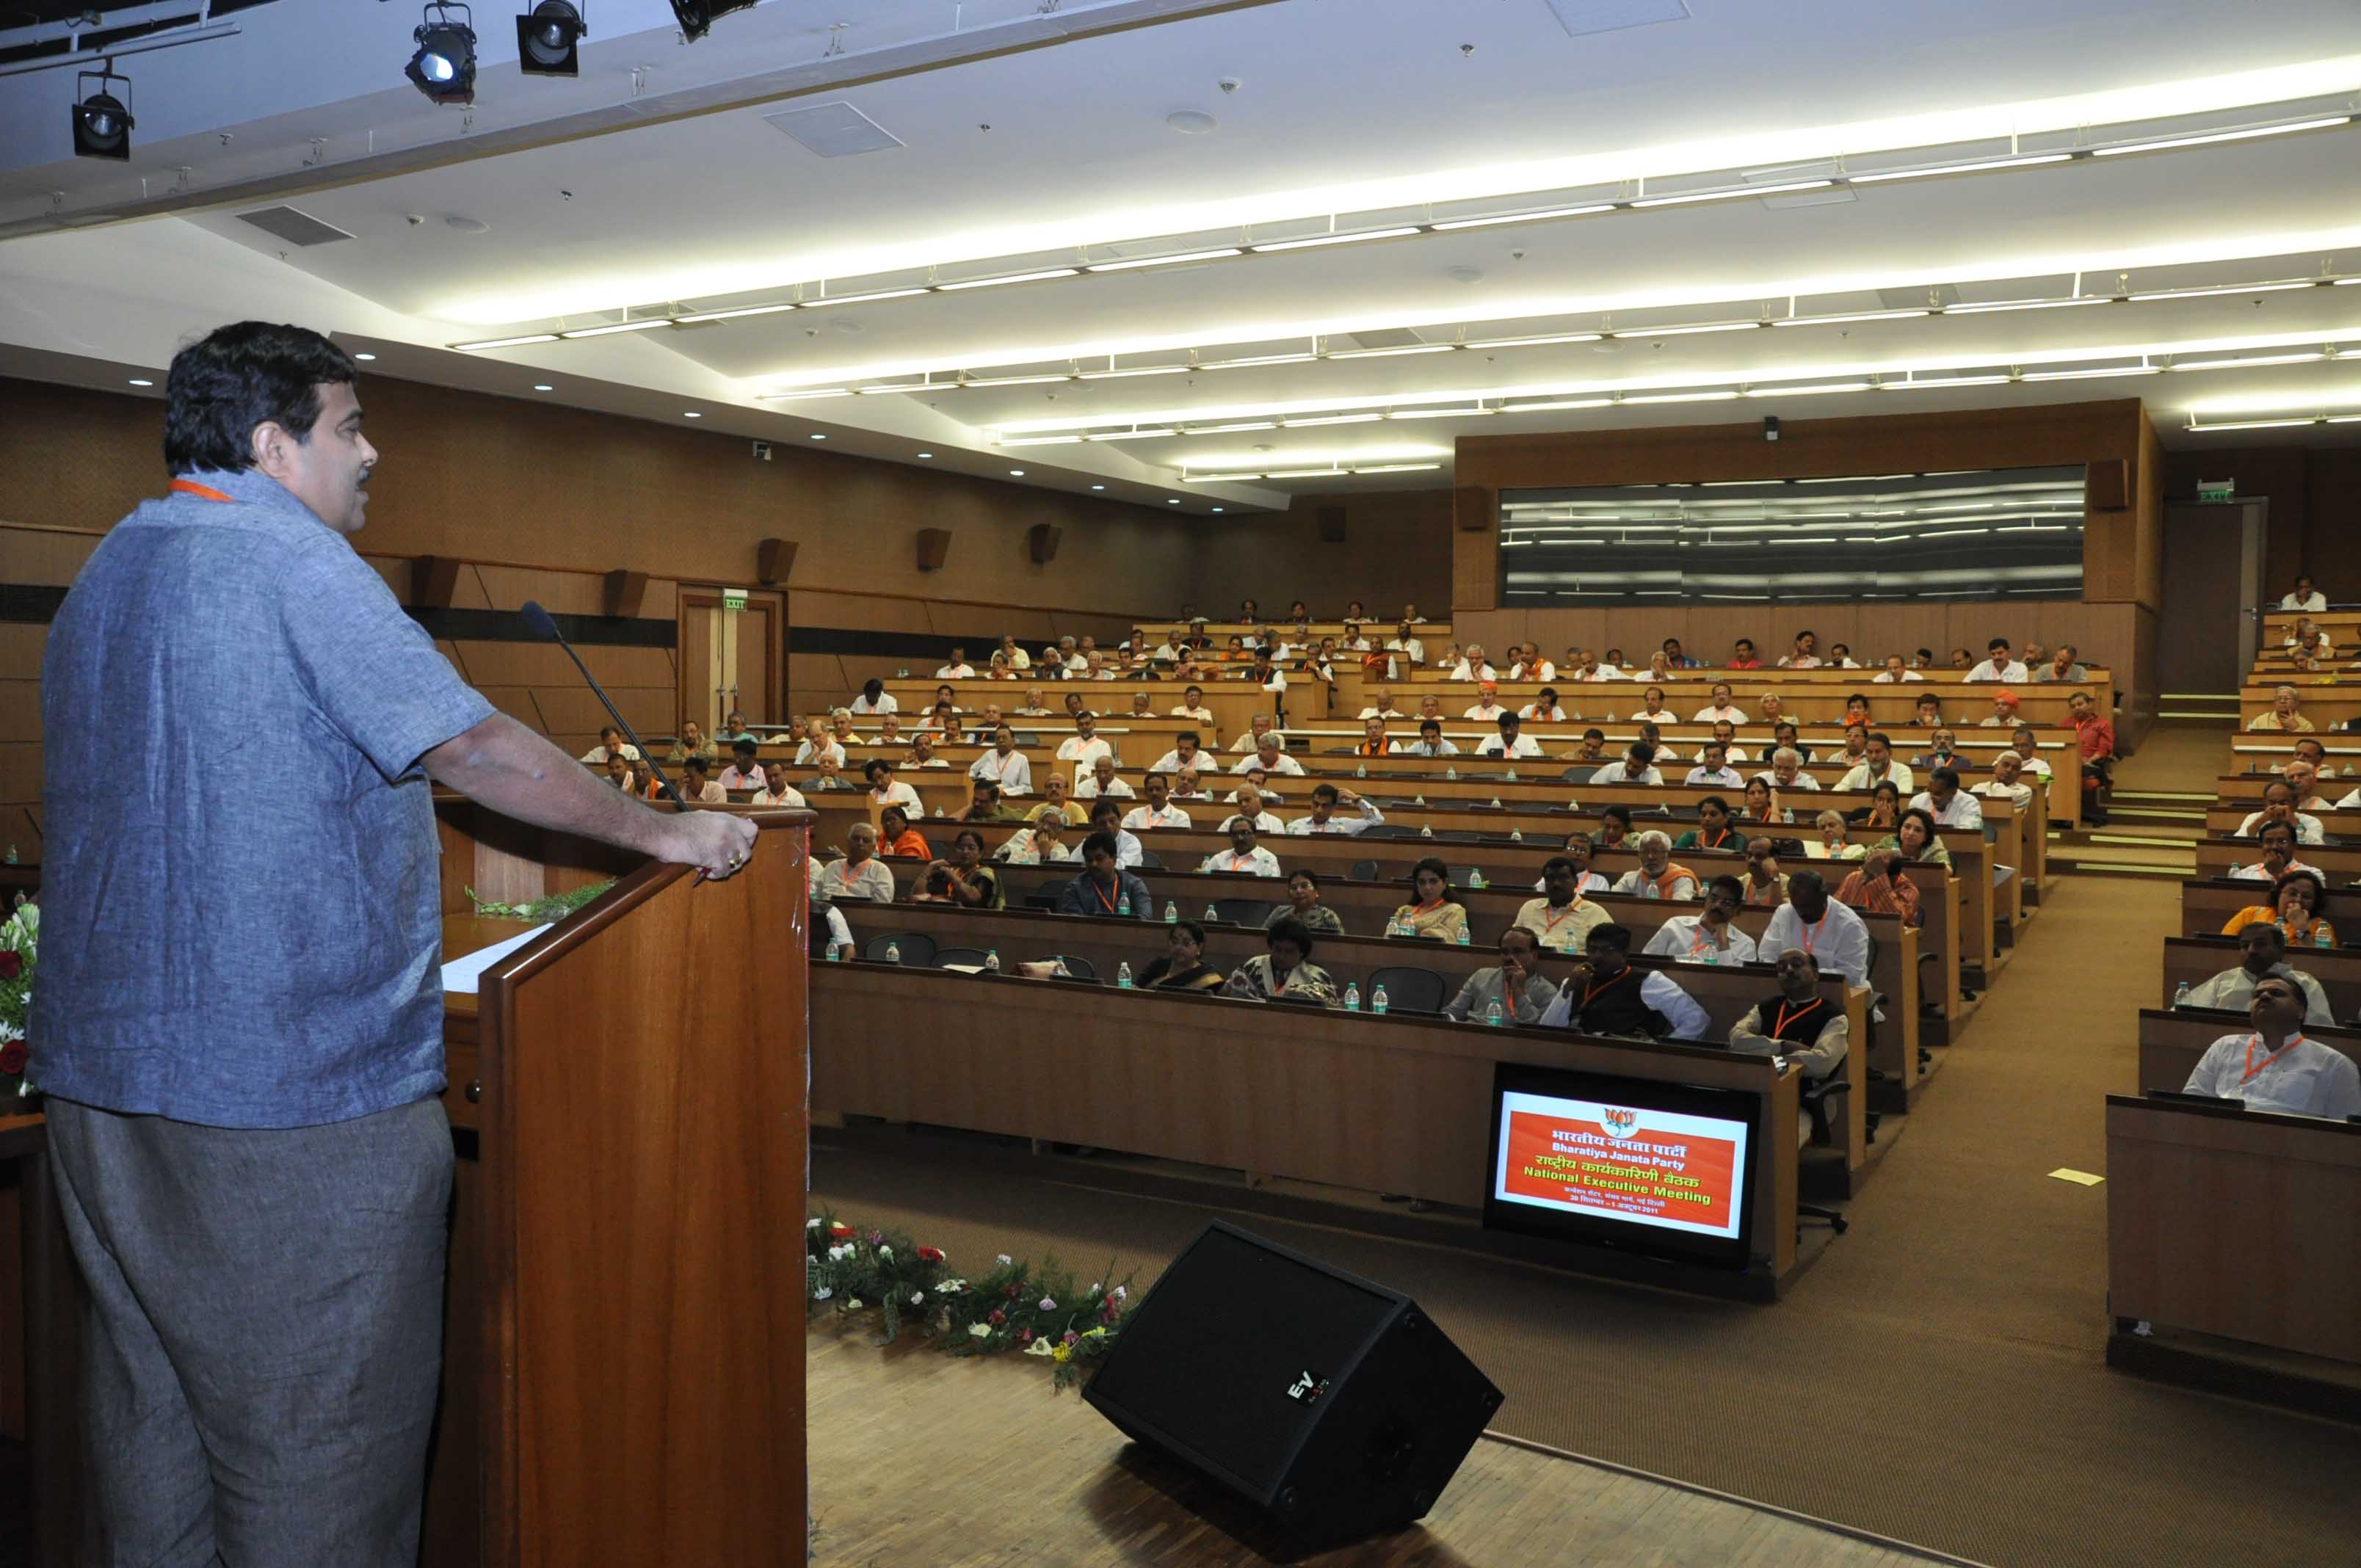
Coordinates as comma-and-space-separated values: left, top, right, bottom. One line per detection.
670, 810, 761, 881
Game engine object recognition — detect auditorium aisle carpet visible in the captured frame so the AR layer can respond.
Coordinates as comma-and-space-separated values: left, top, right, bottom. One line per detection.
811, 875, 2361, 1567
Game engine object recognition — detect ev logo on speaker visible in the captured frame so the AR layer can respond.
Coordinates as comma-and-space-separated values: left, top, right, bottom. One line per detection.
1285, 1370, 1329, 1404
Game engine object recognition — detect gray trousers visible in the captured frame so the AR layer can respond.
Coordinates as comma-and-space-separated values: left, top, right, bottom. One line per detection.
45, 1095, 454, 1568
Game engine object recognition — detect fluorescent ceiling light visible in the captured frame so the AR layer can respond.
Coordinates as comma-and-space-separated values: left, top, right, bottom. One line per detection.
1387, 407, 1494, 419
1849, 153, 2075, 183
1614, 320, 1762, 338
1281, 413, 1385, 427
1469, 332, 1606, 349
1327, 344, 1459, 359
813, 287, 932, 305
673, 303, 801, 323
1772, 309, 1929, 327
2020, 364, 2158, 380
454, 333, 562, 349
1744, 382, 1874, 396
1190, 421, 1279, 433
998, 435, 1086, 446
1202, 352, 1317, 369
757, 387, 851, 400
1623, 390, 1742, 403
1250, 227, 1424, 253
1504, 398, 1616, 412
2187, 416, 2322, 430
1430, 204, 1617, 231
2092, 115, 2353, 156
1631, 179, 1833, 208
1078, 365, 1192, 380
1263, 468, 1350, 479
853, 381, 935, 393
2127, 280, 2318, 302
1181, 473, 1249, 482
962, 373, 1076, 387
937, 269, 1081, 291
559, 319, 675, 338
1084, 248, 1244, 272
2166, 352, 2326, 371
1945, 297, 2106, 315
1084, 429, 1178, 440
1352, 462, 1443, 473
1893, 374, 2013, 389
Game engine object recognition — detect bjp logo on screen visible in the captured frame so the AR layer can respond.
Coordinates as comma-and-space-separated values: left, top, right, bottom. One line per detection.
1600, 1106, 1639, 1138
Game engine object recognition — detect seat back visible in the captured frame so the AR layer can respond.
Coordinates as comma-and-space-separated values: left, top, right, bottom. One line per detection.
1215, 899, 1277, 928
1348, 859, 1380, 882
1367, 965, 1448, 1015
864, 932, 937, 965
1042, 954, 1098, 980
1136, 851, 1166, 870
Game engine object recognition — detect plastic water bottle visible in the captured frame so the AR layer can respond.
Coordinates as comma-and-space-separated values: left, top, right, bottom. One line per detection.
1490, 796, 1504, 809
884, 942, 902, 965
1343, 984, 1361, 1012
1117, 962, 1133, 989
1456, 926, 1470, 945
1414, 793, 1426, 806
2172, 981, 2191, 1009
1354, 761, 1368, 778
1446, 766, 1459, 780
1371, 984, 1390, 1015
1505, 766, 1519, 783
824, 939, 843, 962
2316, 926, 2334, 948
1644, 882, 1660, 899
932, 805, 945, 817
1117, 894, 1131, 916
1421, 824, 1434, 838
1485, 1001, 1503, 1028
1205, 902, 1220, 921
1511, 829, 1525, 843
984, 949, 1000, 973
2227, 862, 2242, 878
1470, 869, 1487, 890
1164, 900, 1178, 923
1, 845, 14, 865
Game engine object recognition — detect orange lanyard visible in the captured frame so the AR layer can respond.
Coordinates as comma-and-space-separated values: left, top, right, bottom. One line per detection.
1538, 901, 1584, 934
1700, 828, 1729, 849
169, 478, 233, 502
2241, 1033, 2307, 1083
1797, 912, 1829, 953
1227, 852, 1257, 871
1090, 877, 1120, 913
1689, 922, 1727, 958
1581, 970, 1631, 1009
1773, 998, 1824, 1037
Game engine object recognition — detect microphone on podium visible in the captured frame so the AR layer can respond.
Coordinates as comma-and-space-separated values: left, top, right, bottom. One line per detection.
521, 599, 686, 808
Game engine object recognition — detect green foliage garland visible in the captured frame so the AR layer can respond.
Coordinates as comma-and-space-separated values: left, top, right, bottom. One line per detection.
464, 880, 617, 922
806, 1212, 1137, 1392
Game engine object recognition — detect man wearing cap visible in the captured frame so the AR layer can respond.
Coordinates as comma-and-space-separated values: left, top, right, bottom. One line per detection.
1463, 680, 1507, 722
1979, 689, 2023, 728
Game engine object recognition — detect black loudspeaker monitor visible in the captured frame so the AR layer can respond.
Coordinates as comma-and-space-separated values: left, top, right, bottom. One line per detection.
1084, 1221, 1501, 1544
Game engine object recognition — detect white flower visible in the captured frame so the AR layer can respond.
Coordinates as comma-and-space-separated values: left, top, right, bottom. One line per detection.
1037, 1296, 1057, 1311
812, 1285, 833, 1301
877, 1245, 893, 1261
935, 1278, 967, 1295
997, 1254, 1013, 1266
806, 1217, 824, 1230
968, 1321, 992, 1339
1024, 1337, 1056, 1357
910, 1291, 924, 1307
846, 1298, 863, 1311
1114, 1285, 1128, 1301
828, 1244, 854, 1262
1087, 1282, 1099, 1296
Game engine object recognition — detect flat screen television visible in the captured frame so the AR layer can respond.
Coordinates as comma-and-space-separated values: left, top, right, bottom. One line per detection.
1482, 1061, 1760, 1270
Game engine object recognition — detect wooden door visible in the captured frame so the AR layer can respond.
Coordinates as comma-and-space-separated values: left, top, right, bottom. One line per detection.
678, 590, 783, 733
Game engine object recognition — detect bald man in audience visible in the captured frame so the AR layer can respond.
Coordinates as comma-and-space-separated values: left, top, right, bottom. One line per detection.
2177, 923, 2334, 1027
1074, 755, 1135, 800
2182, 975, 2360, 1119
1360, 689, 1407, 719
1229, 712, 1280, 754
819, 822, 896, 902
1730, 948, 1851, 1141
1977, 751, 2035, 810
1444, 927, 1558, 1024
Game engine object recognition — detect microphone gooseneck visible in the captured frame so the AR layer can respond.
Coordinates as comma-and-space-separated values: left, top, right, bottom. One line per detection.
521, 600, 686, 808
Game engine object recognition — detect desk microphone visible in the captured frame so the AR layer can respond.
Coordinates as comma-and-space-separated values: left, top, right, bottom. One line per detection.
521, 600, 686, 807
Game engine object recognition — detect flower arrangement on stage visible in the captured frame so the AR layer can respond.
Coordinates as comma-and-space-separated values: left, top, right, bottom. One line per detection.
464, 880, 617, 922
0, 899, 37, 1100
805, 1212, 1137, 1392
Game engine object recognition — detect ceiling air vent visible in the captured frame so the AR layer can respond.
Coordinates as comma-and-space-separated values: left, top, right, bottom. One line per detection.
236, 206, 353, 247
764, 101, 904, 158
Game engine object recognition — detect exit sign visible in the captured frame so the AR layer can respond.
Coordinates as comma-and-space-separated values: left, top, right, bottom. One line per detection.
722, 587, 749, 609
2197, 478, 2234, 503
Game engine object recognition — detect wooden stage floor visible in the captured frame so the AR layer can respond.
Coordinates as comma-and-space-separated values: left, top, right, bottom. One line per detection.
805, 1324, 1970, 1568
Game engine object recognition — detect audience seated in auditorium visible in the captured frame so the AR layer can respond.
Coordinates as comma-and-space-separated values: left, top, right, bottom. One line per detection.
2183, 976, 2361, 1118
1228, 713, 1281, 755
676, 755, 728, 805
1741, 841, 1791, 908
1136, 920, 1227, 993
1388, 857, 1470, 943
1849, 780, 1904, 835
1565, 728, 1609, 765
1729, 949, 1851, 1139
1881, 805, 1952, 870
1966, 638, 2029, 683
1910, 694, 1945, 730
1538, 924, 1709, 1039
1462, 681, 1506, 722
1120, 773, 1191, 832
1759, 869, 1871, 987
1684, 742, 1744, 789
1272, 868, 1345, 936
1075, 755, 1135, 801
664, 721, 717, 763
1873, 655, 1924, 684
1631, 686, 1674, 725
2234, 820, 2320, 885
863, 758, 919, 813
1643, 875, 1759, 966
1692, 683, 1745, 724
1835, 849, 1921, 927
1012, 687, 1052, 717
1222, 791, 1286, 835
750, 761, 807, 809
1913, 729, 1961, 773
1612, 831, 1700, 901
2222, 869, 2336, 948
1595, 805, 1633, 851
1515, 856, 1610, 953
1478, 713, 1544, 759
1738, 774, 1794, 828
1358, 688, 1407, 720
1085, 801, 1144, 868
1520, 687, 1568, 723
1055, 832, 1150, 918
1761, 748, 1816, 794
1200, 817, 1283, 878
964, 725, 1031, 796
819, 823, 896, 903
1289, 783, 1384, 835
1978, 751, 2036, 810
1838, 733, 1915, 794
1446, 927, 1558, 1024
850, 678, 897, 716
1222, 918, 1341, 1006
2235, 780, 2324, 845
1977, 690, 2022, 729
912, 830, 1004, 910
1053, 713, 1114, 772
1231, 735, 1305, 778
1672, 797, 1747, 855
1145, 730, 1215, 778
1811, 810, 1863, 862
2282, 618, 2334, 658
2280, 574, 2327, 612
1450, 645, 1498, 681
718, 739, 764, 791
795, 719, 845, 769
803, 753, 855, 794
2178, 923, 2335, 1028
720, 710, 756, 744
580, 725, 641, 766
1912, 769, 1984, 829
2277, 759, 2331, 810
600, 754, 633, 792
2248, 686, 2315, 733
1591, 741, 1664, 786
2032, 645, 2088, 683
1727, 638, 1763, 670
994, 809, 1074, 865
1353, 716, 1396, 757
1778, 631, 1823, 669
876, 805, 931, 860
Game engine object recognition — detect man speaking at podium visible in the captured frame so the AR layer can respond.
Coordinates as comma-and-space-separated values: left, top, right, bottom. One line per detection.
31, 322, 758, 1564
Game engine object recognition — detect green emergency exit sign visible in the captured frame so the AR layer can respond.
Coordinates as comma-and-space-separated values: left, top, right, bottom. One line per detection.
722, 587, 748, 609
2196, 478, 2234, 503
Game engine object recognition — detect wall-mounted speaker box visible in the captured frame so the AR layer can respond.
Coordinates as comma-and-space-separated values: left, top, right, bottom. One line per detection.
915, 528, 952, 572
1453, 486, 1493, 532
1083, 1221, 1501, 1545
1028, 523, 1064, 564
603, 569, 649, 619
757, 537, 797, 585
2086, 458, 2129, 512
410, 554, 461, 608
1316, 507, 1347, 544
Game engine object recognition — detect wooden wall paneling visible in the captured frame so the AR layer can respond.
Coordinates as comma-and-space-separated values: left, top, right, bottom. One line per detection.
1183, 490, 1453, 617
603, 570, 651, 620
577, 646, 678, 692
0, 626, 48, 682
2136, 408, 2166, 613
0, 380, 159, 531
0, 744, 38, 806
0, 683, 41, 745
413, 555, 464, 608
788, 591, 935, 636
471, 563, 608, 618
0, 527, 101, 587
447, 642, 581, 689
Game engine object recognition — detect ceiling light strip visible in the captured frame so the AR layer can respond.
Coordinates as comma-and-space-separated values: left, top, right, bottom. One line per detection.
2091, 115, 2353, 157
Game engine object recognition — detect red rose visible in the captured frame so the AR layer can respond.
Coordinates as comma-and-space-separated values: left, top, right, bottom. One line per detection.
0, 1042, 23, 1075
915, 1246, 944, 1264
988, 1308, 1005, 1326
0, 951, 21, 980
828, 1222, 855, 1239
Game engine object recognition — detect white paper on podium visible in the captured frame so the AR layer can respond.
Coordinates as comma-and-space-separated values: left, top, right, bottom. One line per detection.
440, 924, 552, 994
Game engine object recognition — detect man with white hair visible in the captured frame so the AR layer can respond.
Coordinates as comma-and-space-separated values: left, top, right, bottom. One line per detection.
1358, 689, 1406, 719
1610, 830, 1700, 900
1229, 712, 1281, 753
2247, 685, 2315, 733
1449, 644, 1498, 681
1073, 755, 1136, 800
1230, 734, 1305, 777
1763, 747, 1820, 791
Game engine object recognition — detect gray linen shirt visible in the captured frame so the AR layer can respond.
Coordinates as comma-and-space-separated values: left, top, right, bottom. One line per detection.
33, 468, 494, 1128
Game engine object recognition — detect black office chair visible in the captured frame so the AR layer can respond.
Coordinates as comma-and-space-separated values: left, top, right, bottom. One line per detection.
931, 947, 993, 970
1136, 851, 1165, 870
1367, 965, 1448, 1015
1024, 891, 1062, 911
1214, 899, 1276, 927
1348, 859, 1380, 882
1014, 731, 1040, 747
1799, 1079, 1853, 1236
864, 932, 936, 965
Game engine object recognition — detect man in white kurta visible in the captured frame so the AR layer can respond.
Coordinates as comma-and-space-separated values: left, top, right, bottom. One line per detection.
1758, 872, 1871, 988
2183, 975, 2360, 1118
2180, 925, 2335, 1027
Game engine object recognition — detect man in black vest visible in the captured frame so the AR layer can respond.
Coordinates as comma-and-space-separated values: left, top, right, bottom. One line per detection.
1730, 948, 1851, 1142
1536, 923, 1710, 1039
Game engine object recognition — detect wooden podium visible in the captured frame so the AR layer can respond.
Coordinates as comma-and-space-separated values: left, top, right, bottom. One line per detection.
9, 796, 813, 1567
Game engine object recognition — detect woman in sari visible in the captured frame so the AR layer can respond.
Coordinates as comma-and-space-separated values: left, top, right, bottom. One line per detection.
1272, 868, 1346, 935
1740, 839, 1788, 907
876, 804, 931, 860
2222, 869, 2337, 948
1848, 780, 1903, 835
1139, 920, 1227, 992
1810, 808, 1865, 862
1879, 806, 1953, 869
1386, 857, 1470, 943
1221, 917, 1341, 1005
1739, 773, 1791, 827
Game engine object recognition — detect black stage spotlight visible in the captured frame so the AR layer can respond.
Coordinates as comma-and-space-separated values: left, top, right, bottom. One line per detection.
517, 1, 584, 76
406, 2, 479, 105
669, 0, 758, 43
71, 67, 134, 161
